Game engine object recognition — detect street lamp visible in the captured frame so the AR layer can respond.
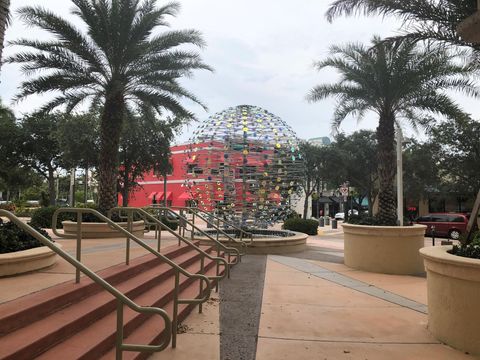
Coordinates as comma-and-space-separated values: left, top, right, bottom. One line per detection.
396, 127, 404, 226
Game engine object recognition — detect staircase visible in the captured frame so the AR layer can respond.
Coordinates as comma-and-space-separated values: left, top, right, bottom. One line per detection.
0, 241, 224, 360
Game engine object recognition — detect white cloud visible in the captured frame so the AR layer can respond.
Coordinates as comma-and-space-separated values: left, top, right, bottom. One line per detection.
1, 0, 478, 144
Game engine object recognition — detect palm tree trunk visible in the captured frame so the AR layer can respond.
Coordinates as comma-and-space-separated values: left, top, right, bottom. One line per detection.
376, 113, 397, 225
0, 0, 9, 72
98, 94, 124, 214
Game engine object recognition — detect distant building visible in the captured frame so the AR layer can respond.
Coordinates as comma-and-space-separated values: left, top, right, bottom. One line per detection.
308, 136, 331, 147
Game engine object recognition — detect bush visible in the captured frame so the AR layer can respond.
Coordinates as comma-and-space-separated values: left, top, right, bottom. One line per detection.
282, 218, 319, 235
347, 214, 383, 225
30, 206, 74, 229
0, 218, 53, 254
14, 207, 35, 218
451, 231, 480, 259
159, 216, 179, 231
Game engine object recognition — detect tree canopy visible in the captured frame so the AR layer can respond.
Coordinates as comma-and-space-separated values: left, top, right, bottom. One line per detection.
307, 36, 475, 224
8, 0, 212, 213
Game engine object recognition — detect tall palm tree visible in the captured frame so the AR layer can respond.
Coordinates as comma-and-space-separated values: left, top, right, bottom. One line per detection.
0, 0, 10, 69
6, 0, 212, 213
307, 37, 476, 225
326, 0, 479, 50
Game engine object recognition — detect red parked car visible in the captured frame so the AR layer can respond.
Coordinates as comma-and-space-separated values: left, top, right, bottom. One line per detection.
414, 213, 469, 240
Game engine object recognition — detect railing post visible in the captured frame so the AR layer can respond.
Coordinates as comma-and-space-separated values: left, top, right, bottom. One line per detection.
199, 255, 204, 314
76, 211, 82, 283
172, 270, 180, 348
116, 299, 124, 360
126, 211, 132, 265
156, 224, 161, 252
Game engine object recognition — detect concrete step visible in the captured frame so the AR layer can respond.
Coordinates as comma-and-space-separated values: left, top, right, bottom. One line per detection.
0, 242, 223, 360
0, 242, 197, 336
100, 264, 222, 360
36, 260, 221, 360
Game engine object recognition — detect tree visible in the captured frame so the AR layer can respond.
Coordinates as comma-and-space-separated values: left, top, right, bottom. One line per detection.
326, 0, 479, 51
335, 131, 378, 215
118, 113, 175, 206
0, 0, 9, 70
299, 142, 323, 218
429, 117, 480, 196
57, 112, 99, 203
17, 113, 63, 205
307, 37, 475, 225
403, 139, 441, 205
7, 0, 212, 213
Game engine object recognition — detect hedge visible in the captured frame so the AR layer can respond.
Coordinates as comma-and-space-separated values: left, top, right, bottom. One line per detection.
282, 218, 319, 235
0, 218, 53, 254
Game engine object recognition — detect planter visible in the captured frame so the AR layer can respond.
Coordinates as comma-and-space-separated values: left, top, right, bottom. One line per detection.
419, 246, 480, 356
0, 243, 61, 277
62, 220, 145, 239
343, 223, 426, 275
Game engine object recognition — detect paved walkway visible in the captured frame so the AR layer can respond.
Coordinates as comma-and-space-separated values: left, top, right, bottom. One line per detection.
153, 225, 475, 360
0, 223, 475, 359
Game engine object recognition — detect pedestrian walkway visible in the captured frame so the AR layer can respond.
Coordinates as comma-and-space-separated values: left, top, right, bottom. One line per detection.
0, 224, 474, 359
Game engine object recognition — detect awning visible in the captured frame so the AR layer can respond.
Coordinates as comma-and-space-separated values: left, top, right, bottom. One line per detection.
157, 191, 173, 200
178, 191, 192, 200
148, 192, 157, 199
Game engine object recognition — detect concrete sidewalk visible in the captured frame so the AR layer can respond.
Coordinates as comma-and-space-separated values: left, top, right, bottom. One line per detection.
0, 224, 474, 359
156, 226, 474, 360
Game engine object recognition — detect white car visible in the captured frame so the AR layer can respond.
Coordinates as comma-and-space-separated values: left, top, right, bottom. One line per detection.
334, 210, 358, 221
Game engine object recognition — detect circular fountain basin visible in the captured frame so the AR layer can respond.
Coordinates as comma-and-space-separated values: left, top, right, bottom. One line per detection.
194, 229, 308, 254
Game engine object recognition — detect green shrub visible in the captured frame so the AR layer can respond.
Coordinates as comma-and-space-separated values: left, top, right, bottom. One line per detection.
282, 218, 319, 235
347, 214, 383, 225
159, 216, 179, 231
450, 243, 480, 259
451, 231, 480, 259
30, 206, 74, 229
14, 207, 34, 218
0, 218, 53, 254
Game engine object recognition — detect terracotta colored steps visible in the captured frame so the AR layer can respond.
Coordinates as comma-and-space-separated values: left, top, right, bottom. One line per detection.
100, 264, 222, 360
0, 242, 193, 336
36, 261, 222, 360
0, 242, 226, 360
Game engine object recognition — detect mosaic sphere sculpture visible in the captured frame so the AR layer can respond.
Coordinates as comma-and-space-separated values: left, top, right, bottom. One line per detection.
185, 105, 304, 227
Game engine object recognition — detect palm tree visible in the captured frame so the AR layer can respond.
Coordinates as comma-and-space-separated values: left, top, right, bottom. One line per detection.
326, 0, 479, 51
0, 0, 10, 69
6, 0, 212, 213
307, 37, 476, 225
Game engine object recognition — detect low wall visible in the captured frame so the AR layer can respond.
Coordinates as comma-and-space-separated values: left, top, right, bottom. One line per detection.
62, 220, 145, 239
343, 223, 426, 275
420, 246, 480, 356
0, 243, 60, 277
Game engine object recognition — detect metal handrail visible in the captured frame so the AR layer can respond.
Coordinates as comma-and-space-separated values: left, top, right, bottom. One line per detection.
193, 207, 254, 243
109, 207, 229, 284
170, 206, 254, 247
184, 208, 250, 255
0, 210, 171, 360
51, 207, 212, 348
148, 207, 241, 267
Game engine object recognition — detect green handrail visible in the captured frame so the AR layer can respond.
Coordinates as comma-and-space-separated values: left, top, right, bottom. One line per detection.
148, 207, 241, 270
182, 208, 250, 255
51, 207, 211, 348
181, 206, 254, 245
0, 209, 171, 360
109, 207, 229, 284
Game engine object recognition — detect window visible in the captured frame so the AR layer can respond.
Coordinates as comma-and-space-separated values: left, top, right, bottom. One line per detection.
417, 216, 431, 222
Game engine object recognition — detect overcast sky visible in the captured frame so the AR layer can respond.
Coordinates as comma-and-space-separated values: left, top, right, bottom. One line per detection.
1, 0, 479, 143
